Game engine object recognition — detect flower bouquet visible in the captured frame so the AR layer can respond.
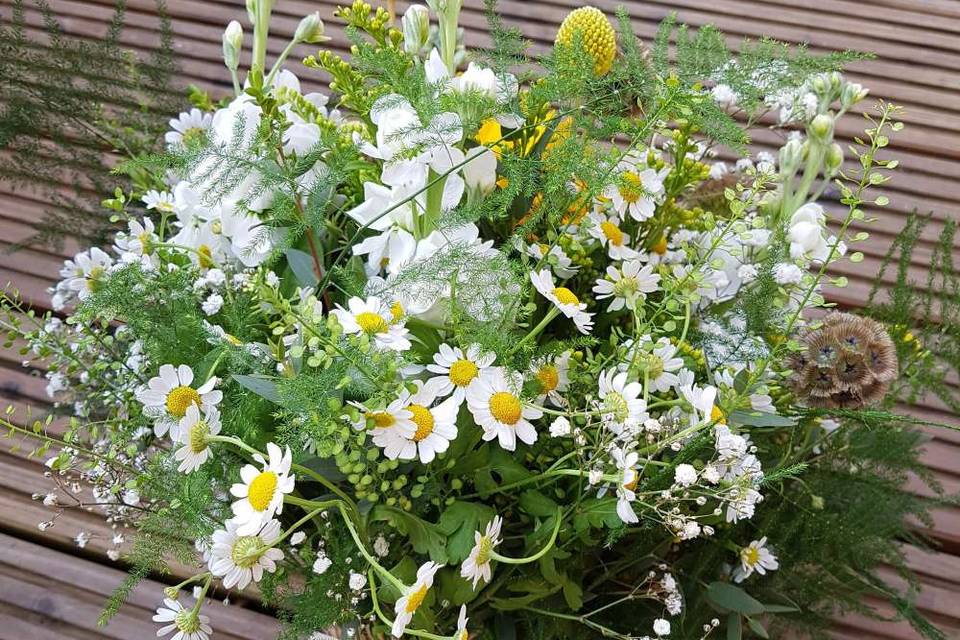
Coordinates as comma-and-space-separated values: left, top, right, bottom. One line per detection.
2, 1, 954, 639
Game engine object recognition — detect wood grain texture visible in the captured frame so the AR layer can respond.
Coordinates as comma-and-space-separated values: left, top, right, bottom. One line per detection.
0, 1, 957, 638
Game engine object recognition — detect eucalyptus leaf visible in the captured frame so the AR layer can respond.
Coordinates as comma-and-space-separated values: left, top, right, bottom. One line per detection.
232, 374, 283, 404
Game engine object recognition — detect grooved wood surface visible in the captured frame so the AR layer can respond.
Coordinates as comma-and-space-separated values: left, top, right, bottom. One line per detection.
0, 1, 958, 638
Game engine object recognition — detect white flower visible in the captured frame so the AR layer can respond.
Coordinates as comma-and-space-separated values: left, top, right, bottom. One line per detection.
392, 561, 442, 638
674, 463, 698, 487
372, 382, 459, 464
201, 293, 224, 316
349, 571, 368, 591
353, 227, 417, 276
462, 145, 498, 198
598, 369, 646, 433
174, 404, 222, 473
611, 447, 639, 524
711, 84, 737, 108
680, 383, 720, 426
351, 397, 416, 434
603, 153, 666, 221
653, 618, 671, 636
787, 203, 831, 262
229, 442, 296, 535
424, 343, 496, 407
74, 531, 91, 548
332, 296, 412, 352
466, 368, 542, 451
374, 535, 390, 557
165, 108, 213, 147
461, 516, 502, 588
153, 598, 212, 640
62, 247, 113, 302
773, 262, 803, 285
593, 259, 660, 311
313, 552, 333, 574
208, 518, 284, 590
525, 242, 578, 279
137, 364, 223, 438
290, 531, 306, 545
549, 416, 572, 437
452, 605, 470, 640
143, 189, 176, 213
530, 269, 594, 334
733, 537, 779, 583
643, 340, 685, 393
114, 217, 158, 259
586, 211, 640, 261
529, 351, 571, 406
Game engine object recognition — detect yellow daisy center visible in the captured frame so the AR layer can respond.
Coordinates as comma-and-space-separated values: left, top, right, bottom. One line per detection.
449, 359, 479, 387
409, 404, 435, 442
536, 365, 560, 393
600, 221, 624, 246
248, 471, 278, 512
356, 311, 388, 334
370, 411, 396, 428
619, 172, 644, 204
85, 266, 107, 292
390, 301, 404, 323
742, 546, 761, 567
181, 127, 206, 146
231, 535, 266, 569
189, 420, 210, 453
711, 405, 726, 424
604, 391, 629, 423
489, 391, 522, 425
404, 583, 429, 614
652, 236, 668, 255
165, 385, 201, 418
552, 287, 580, 306
475, 535, 494, 565
197, 244, 215, 269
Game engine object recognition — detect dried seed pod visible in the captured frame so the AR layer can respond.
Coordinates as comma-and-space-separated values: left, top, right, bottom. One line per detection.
788, 312, 898, 408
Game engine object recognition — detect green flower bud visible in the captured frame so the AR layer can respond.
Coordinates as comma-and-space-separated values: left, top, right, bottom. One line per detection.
808, 114, 834, 144
295, 12, 330, 44
778, 138, 804, 174
402, 5, 431, 54
824, 143, 843, 175
841, 82, 868, 110
222, 20, 243, 71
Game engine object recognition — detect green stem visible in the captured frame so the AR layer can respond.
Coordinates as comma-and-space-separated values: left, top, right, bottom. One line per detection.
508, 307, 559, 355
265, 38, 299, 89
190, 575, 213, 615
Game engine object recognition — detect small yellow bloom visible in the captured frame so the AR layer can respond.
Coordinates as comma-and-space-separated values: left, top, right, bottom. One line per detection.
555, 6, 617, 76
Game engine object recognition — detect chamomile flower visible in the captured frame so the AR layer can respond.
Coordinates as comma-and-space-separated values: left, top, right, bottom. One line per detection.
372, 382, 459, 464
603, 154, 666, 221
230, 442, 296, 536
63, 247, 114, 302
586, 211, 639, 260
153, 598, 212, 640
425, 343, 496, 406
392, 561, 443, 638
597, 369, 647, 434
733, 537, 779, 583
143, 189, 176, 214
350, 397, 416, 435
467, 368, 543, 451
113, 217, 158, 260
610, 447, 640, 524
529, 351, 571, 407
530, 269, 594, 334
452, 605, 470, 640
137, 364, 223, 439
207, 518, 284, 590
680, 383, 721, 426
525, 242, 578, 278
460, 516, 502, 588
165, 108, 213, 147
173, 404, 222, 473
332, 296, 412, 352
642, 339, 685, 393
592, 259, 660, 311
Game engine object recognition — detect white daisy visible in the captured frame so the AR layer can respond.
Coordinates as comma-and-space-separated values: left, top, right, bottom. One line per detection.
597, 369, 647, 434
229, 442, 296, 536
113, 217, 158, 260
392, 561, 443, 638
452, 605, 470, 640
529, 269, 594, 334
528, 351, 571, 407
602, 154, 666, 221
143, 189, 176, 214
153, 598, 212, 640
733, 536, 779, 583
207, 518, 284, 590
460, 516, 502, 589
592, 259, 660, 312
586, 211, 640, 260
350, 397, 416, 434
680, 383, 721, 426
371, 382, 459, 464
136, 364, 223, 439
466, 368, 542, 452
332, 296, 412, 352
173, 404, 222, 473
525, 242, 578, 278
165, 108, 213, 147
425, 343, 496, 406
63, 247, 113, 302
610, 447, 640, 524
643, 339, 685, 393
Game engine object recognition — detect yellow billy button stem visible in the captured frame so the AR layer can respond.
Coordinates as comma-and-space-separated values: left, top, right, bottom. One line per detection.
555, 6, 617, 76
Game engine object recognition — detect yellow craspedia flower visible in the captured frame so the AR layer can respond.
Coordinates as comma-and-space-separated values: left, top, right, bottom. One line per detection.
555, 6, 617, 76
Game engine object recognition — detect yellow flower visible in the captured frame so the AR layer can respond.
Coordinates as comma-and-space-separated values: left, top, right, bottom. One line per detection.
555, 6, 617, 76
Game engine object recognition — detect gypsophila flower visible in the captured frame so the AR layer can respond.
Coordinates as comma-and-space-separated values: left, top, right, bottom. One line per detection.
549, 415, 572, 437
313, 552, 333, 575
349, 572, 367, 591
653, 618, 671, 636
674, 464, 698, 487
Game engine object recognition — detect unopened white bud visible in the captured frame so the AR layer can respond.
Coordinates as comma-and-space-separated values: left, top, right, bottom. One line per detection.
841, 82, 869, 109
808, 113, 834, 144
222, 21, 243, 71
295, 12, 329, 44
778, 138, 804, 174
402, 5, 431, 54
824, 142, 843, 175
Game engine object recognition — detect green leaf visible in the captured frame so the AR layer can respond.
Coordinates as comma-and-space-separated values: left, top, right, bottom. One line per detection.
435, 567, 482, 606
232, 374, 282, 404
728, 410, 797, 428
285, 248, 319, 287
726, 612, 742, 640
519, 490, 559, 517
573, 497, 621, 532
437, 501, 495, 563
475, 446, 532, 495
706, 582, 765, 615
747, 618, 770, 638
371, 506, 448, 563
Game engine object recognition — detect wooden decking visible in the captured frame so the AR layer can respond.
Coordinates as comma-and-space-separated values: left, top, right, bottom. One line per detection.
0, 0, 958, 638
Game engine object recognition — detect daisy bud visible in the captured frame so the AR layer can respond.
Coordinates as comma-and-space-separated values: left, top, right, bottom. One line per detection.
778, 138, 803, 174
295, 12, 330, 44
808, 113, 834, 144
163, 586, 180, 600
222, 20, 243, 71
402, 5, 431, 54
824, 142, 843, 175
841, 82, 869, 109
